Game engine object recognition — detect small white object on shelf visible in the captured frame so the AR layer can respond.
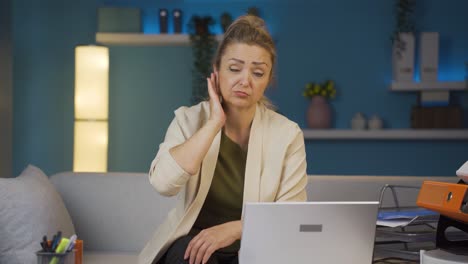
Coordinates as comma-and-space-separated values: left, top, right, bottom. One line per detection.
368, 115, 383, 130
95, 32, 224, 46
456, 161, 468, 182
351, 112, 367, 130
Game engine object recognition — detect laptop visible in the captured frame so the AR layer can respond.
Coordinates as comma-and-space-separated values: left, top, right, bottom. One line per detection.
239, 202, 379, 264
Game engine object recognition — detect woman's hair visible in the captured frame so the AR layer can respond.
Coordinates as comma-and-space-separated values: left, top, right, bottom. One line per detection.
213, 15, 276, 109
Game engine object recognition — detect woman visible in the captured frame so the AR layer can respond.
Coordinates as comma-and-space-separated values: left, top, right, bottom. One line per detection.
139, 15, 308, 264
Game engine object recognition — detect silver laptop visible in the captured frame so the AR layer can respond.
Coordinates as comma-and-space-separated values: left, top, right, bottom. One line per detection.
239, 202, 379, 264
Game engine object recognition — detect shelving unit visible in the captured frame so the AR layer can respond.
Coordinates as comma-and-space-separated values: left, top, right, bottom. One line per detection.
95, 32, 224, 46
389, 81, 467, 92
95, 33, 467, 140
302, 129, 468, 140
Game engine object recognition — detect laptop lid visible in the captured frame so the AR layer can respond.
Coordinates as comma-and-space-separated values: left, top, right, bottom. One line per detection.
239, 202, 379, 264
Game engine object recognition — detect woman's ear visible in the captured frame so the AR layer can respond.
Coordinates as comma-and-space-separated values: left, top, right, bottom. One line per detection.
213, 64, 218, 73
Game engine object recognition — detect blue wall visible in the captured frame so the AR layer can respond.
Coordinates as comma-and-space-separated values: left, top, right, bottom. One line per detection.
13, 0, 468, 177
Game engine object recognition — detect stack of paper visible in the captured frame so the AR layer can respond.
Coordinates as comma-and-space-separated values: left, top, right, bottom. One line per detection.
377, 209, 439, 227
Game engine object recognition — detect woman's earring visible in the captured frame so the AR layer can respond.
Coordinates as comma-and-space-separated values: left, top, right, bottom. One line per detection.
219, 95, 223, 103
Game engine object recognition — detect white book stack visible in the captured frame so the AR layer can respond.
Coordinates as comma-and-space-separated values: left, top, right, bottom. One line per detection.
419, 32, 439, 81
418, 32, 449, 107
392, 33, 415, 82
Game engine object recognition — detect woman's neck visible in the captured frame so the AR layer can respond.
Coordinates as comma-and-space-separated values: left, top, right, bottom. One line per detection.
223, 105, 256, 149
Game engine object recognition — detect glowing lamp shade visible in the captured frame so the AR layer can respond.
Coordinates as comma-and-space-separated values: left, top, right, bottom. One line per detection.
73, 45, 109, 172
73, 121, 108, 172
75, 46, 109, 119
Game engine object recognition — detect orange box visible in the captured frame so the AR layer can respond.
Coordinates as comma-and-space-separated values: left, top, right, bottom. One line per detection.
417, 181, 468, 223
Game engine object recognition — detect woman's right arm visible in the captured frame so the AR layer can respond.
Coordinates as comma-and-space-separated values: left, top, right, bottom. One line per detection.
149, 118, 222, 196
149, 73, 224, 196
169, 120, 222, 175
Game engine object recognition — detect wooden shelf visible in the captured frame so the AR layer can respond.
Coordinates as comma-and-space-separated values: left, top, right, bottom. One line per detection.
95, 33, 224, 46
389, 81, 467, 92
302, 129, 468, 140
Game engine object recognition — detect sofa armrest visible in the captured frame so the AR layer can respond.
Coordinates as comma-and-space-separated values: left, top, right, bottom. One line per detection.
50, 172, 177, 252
306, 175, 459, 207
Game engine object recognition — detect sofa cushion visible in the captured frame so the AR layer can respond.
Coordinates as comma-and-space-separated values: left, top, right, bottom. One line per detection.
0, 165, 76, 264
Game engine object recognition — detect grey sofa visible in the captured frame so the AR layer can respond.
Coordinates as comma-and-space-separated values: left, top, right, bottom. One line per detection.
49, 172, 459, 264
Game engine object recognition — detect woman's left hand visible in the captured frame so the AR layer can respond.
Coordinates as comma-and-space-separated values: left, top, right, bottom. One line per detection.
184, 221, 242, 264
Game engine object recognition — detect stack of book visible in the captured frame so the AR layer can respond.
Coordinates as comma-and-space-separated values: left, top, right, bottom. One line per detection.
411, 105, 463, 129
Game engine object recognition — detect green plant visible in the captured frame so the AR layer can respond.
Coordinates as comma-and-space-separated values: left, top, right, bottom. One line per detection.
391, 0, 416, 55
303, 80, 336, 100
188, 15, 218, 104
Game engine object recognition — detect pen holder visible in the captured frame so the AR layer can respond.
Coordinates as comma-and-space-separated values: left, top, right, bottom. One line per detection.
36, 250, 75, 264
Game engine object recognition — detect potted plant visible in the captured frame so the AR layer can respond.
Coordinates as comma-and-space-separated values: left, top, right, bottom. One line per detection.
188, 15, 218, 104
303, 80, 336, 128
391, 0, 416, 82
391, 0, 416, 53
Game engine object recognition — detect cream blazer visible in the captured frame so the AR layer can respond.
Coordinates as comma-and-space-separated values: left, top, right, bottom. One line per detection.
139, 101, 308, 264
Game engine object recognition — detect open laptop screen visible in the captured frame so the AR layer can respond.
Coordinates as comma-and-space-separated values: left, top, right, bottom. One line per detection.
239, 202, 379, 264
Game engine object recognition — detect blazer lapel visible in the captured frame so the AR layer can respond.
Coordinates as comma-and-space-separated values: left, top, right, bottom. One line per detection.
243, 104, 263, 204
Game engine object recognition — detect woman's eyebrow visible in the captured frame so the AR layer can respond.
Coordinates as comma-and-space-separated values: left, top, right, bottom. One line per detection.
252, 61, 268, 66
229, 58, 244, 64
228, 58, 268, 66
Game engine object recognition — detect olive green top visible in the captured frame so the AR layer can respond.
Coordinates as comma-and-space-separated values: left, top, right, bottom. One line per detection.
189, 131, 247, 253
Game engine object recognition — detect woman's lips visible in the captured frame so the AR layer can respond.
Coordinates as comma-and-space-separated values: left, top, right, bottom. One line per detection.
234, 91, 249, 97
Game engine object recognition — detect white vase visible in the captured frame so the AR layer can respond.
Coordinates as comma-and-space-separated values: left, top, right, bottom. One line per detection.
351, 113, 366, 130
368, 115, 383, 130
392, 33, 415, 82
419, 32, 439, 81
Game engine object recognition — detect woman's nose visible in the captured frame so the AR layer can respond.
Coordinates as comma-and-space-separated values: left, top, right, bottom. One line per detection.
239, 71, 251, 86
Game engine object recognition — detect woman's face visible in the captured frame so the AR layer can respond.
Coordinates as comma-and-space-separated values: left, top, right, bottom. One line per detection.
217, 43, 272, 110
